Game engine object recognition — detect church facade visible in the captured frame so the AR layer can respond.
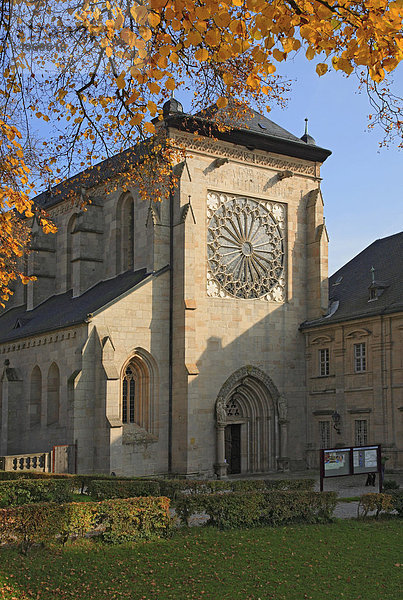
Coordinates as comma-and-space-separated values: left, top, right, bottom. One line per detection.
0, 101, 352, 477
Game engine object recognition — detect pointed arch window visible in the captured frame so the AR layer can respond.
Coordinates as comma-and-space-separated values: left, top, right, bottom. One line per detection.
47, 363, 60, 425
30, 366, 42, 427
121, 352, 157, 434
122, 366, 136, 424
66, 214, 78, 290
117, 194, 135, 272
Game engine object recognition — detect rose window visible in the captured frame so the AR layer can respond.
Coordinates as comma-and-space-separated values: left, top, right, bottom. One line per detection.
207, 193, 285, 300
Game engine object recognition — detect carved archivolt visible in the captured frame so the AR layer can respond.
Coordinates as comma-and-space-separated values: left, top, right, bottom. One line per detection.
215, 365, 285, 426
172, 132, 316, 176
207, 192, 285, 301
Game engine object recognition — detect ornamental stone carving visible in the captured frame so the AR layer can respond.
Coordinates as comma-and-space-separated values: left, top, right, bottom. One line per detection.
207, 192, 285, 301
215, 399, 227, 425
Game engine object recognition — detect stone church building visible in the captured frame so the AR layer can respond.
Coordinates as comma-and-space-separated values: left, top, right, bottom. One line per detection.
0, 101, 401, 476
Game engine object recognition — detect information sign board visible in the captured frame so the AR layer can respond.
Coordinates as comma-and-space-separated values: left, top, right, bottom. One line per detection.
320, 444, 381, 492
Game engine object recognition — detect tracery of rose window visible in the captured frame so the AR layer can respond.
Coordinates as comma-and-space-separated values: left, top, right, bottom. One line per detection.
207, 193, 285, 301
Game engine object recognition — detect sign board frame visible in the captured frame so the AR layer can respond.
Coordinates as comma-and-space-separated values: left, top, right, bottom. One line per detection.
320, 444, 382, 492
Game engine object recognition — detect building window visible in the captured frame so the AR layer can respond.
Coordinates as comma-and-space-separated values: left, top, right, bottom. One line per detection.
47, 363, 60, 425
355, 419, 368, 446
117, 194, 135, 273
121, 352, 157, 434
354, 343, 366, 372
319, 421, 330, 449
122, 367, 136, 424
319, 348, 329, 376
30, 366, 42, 428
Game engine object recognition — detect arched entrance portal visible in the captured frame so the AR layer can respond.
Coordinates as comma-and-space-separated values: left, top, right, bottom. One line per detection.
215, 366, 288, 478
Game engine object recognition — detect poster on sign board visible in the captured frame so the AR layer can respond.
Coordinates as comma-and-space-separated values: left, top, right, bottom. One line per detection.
323, 449, 351, 477
353, 446, 379, 474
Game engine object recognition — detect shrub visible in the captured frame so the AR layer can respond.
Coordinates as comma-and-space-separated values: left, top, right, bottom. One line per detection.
59, 502, 100, 544
157, 478, 315, 500
0, 471, 76, 481
0, 479, 74, 507
358, 493, 395, 519
0, 502, 64, 554
388, 490, 403, 517
100, 497, 172, 544
263, 478, 315, 491
174, 490, 336, 529
260, 491, 336, 526
86, 479, 160, 500
0, 496, 172, 552
383, 479, 400, 491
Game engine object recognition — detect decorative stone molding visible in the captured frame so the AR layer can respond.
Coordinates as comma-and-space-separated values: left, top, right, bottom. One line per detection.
207, 192, 286, 302
346, 328, 372, 339
185, 363, 199, 375
216, 365, 281, 408
311, 335, 333, 345
0, 330, 78, 354
172, 132, 316, 176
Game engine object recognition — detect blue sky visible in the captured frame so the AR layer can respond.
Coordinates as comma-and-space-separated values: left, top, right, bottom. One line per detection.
256, 56, 402, 275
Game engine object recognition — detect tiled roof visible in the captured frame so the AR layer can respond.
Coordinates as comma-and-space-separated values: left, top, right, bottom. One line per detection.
301, 232, 403, 329
0, 268, 158, 344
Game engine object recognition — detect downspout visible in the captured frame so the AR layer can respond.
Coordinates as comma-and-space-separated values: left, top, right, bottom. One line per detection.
168, 178, 174, 474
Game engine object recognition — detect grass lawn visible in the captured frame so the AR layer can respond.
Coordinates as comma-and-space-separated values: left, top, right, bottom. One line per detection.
0, 520, 401, 600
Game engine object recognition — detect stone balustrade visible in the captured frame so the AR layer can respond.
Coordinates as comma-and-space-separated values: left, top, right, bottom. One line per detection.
0, 452, 51, 472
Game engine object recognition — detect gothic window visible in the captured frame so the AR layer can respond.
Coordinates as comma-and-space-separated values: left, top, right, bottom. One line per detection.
121, 352, 157, 433
319, 348, 330, 376
355, 419, 368, 446
122, 367, 136, 424
319, 421, 330, 449
30, 366, 42, 428
117, 195, 135, 272
206, 192, 285, 301
47, 363, 60, 425
354, 343, 366, 373
66, 214, 77, 290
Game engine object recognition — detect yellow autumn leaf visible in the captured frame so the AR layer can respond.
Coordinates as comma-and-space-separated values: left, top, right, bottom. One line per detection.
116, 73, 126, 89
316, 62, 328, 76
306, 46, 315, 61
216, 96, 228, 108
195, 48, 209, 62
165, 78, 176, 91
148, 12, 161, 28
144, 121, 156, 134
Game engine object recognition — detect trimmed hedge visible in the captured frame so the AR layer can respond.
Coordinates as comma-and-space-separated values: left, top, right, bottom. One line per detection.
0, 472, 315, 497
174, 490, 336, 529
157, 478, 315, 500
101, 497, 172, 544
0, 496, 172, 553
0, 479, 74, 507
87, 479, 160, 500
0, 471, 75, 481
357, 493, 395, 519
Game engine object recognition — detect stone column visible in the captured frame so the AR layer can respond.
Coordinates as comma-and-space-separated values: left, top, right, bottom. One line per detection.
277, 419, 290, 472
214, 424, 228, 479
214, 399, 228, 479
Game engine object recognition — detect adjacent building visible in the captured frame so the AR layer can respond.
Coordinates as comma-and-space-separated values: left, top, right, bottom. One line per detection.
301, 232, 403, 468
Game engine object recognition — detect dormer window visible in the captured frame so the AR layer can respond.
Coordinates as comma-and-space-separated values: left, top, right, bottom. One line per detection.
368, 282, 388, 302
368, 266, 388, 302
